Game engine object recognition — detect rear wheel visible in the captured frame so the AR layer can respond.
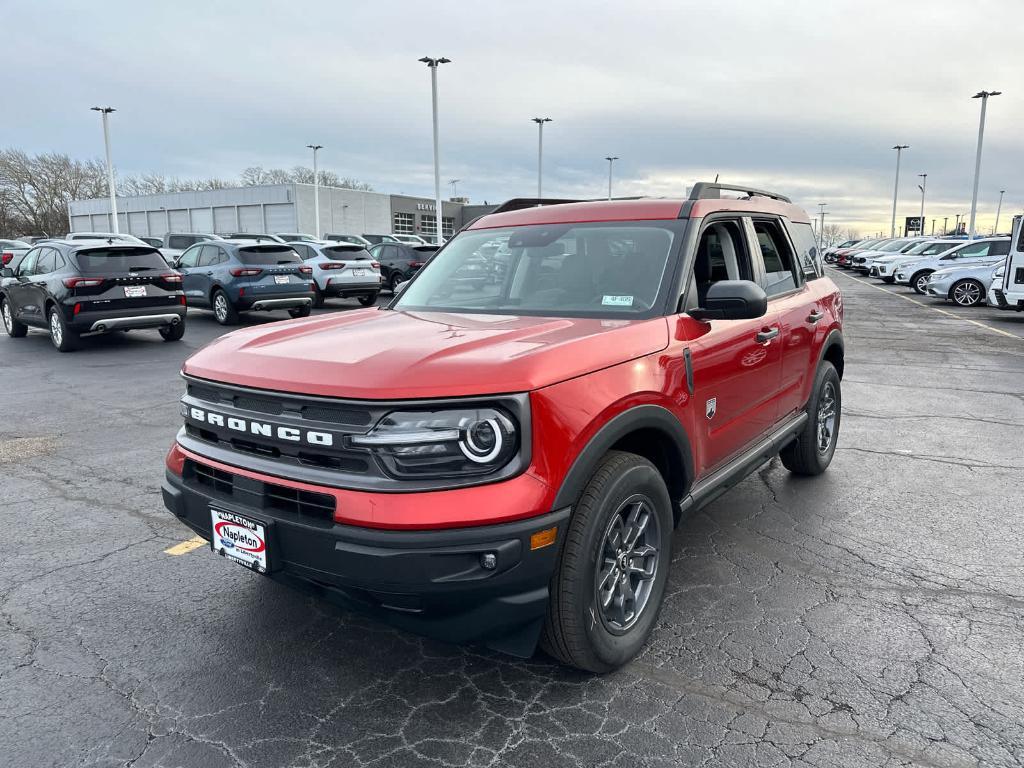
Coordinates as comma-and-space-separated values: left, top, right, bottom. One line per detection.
911, 271, 932, 295
212, 289, 238, 325
48, 306, 79, 352
540, 451, 673, 673
289, 304, 312, 319
357, 292, 379, 307
950, 279, 985, 307
159, 318, 186, 341
1, 297, 27, 338
780, 361, 841, 476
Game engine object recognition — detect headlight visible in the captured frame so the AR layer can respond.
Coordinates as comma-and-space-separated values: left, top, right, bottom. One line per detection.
350, 407, 519, 479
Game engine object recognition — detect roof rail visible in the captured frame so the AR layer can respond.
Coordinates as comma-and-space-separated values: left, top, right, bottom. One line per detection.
688, 182, 791, 204
487, 197, 587, 215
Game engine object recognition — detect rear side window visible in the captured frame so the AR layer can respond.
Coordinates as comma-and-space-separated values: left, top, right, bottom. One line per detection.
237, 246, 302, 265
787, 222, 822, 280
198, 245, 221, 267
167, 235, 195, 249
752, 220, 799, 296
991, 240, 1010, 256
74, 248, 169, 273
324, 245, 371, 259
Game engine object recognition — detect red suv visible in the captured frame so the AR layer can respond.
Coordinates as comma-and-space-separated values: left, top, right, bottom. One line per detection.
162, 183, 844, 672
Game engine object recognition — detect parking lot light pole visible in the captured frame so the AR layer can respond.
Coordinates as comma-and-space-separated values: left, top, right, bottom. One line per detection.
605, 156, 618, 200
91, 107, 118, 234
890, 144, 909, 238
307, 144, 323, 238
917, 173, 927, 236
817, 203, 827, 254
532, 118, 552, 199
968, 90, 1000, 240
420, 57, 450, 243
943, 216, 948, 235
994, 189, 1006, 234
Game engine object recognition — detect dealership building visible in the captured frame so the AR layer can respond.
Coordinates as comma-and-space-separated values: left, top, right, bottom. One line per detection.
68, 184, 490, 241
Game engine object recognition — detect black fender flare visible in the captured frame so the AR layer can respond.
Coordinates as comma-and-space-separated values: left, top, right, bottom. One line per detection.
552, 404, 694, 509
817, 328, 844, 376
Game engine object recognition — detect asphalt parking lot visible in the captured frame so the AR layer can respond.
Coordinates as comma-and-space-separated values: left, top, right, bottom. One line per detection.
2, 277, 1023, 768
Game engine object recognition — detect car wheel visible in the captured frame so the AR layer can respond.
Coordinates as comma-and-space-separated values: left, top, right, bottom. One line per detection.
540, 450, 673, 673
312, 284, 325, 308
212, 289, 238, 325
1, 297, 27, 338
159, 318, 186, 341
288, 304, 312, 319
357, 292, 379, 307
48, 306, 79, 352
780, 361, 841, 476
950, 279, 985, 307
911, 271, 932, 295
389, 273, 402, 294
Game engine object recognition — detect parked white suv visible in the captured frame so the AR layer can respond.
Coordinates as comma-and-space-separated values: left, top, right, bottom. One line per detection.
894, 237, 1011, 293
869, 239, 962, 282
990, 216, 1024, 312
285, 240, 383, 307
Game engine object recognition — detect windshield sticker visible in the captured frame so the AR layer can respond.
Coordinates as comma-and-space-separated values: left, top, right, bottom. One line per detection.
602, 295, 634, 307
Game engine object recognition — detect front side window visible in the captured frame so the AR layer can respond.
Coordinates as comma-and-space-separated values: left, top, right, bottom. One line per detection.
178, 245, 202, 268
17, 249, 40, 276
394, 222, 679, 318
991, 240, 1010, 256
752, 220, 799, 296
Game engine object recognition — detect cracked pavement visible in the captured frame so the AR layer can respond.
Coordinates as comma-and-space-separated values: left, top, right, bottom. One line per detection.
1, 275, 1023, 768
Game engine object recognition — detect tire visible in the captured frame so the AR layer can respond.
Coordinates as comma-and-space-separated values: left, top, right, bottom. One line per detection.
48, 305, 79, 352
388, 273, 402, 293
780, 361, 841, 476
910, 270, 932, 295
950, 279, 985, 307
540, 450, 673, 673
357, 292, 379, 307
212, 289, 238, 325
159, 318, 186, 341
312, 285, 325, 308
289, 304, 312, 319
1, 297, 27, 338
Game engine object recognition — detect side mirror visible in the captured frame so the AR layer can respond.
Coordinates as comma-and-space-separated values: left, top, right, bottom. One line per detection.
689, 280, 768, 321
1, 267, 13, 278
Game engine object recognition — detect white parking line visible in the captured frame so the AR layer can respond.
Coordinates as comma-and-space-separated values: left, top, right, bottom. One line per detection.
830, 269, 1024, 341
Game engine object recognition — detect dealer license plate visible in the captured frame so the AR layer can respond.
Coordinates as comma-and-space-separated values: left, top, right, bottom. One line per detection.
124, 286, 147, 298
274, 275, 289, 284
210, 508, 268, 573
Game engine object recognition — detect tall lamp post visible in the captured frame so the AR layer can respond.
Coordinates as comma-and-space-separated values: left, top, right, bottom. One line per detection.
604, 156, 619, 200
890, 144, 909, 238
306, 144, 323, 238
419, 56, 451, 243
968, 90, 1001, 240
943, 216, 948, 235
532, 117, 552, 199
91, 107, 118, 234
916, 173, 927, 236
994, 189, 1006, 234
817, 203, 828, 254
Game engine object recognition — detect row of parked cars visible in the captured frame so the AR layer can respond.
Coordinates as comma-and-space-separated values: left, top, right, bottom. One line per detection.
824, 221, 1023, 310
0, 229, 439, 352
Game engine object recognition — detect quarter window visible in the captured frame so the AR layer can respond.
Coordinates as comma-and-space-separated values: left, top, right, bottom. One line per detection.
787, 222, 822, 280
752, 220, 799, 296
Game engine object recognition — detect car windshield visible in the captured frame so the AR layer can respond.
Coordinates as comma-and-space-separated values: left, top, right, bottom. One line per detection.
237, 245, 302, 264
393, 222, 679, 318
74, 247, 170, 273
854, 240, 880, 249
878, 239, 911, 252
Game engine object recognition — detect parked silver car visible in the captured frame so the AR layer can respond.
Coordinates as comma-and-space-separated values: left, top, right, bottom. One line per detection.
925, 260, 1005, 306
286, 241, 382, 307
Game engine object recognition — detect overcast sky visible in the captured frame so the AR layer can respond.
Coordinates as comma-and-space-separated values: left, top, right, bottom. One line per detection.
6, 0, 1022, 234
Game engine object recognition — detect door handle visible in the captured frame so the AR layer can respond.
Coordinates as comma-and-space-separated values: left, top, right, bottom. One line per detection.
756, 327, 779, 344
204, 271, 213, 276
807, 311, 824, 323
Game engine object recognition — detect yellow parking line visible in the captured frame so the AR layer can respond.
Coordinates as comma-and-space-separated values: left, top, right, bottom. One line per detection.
831, 269, 1024, 341
164, 536, 207, 555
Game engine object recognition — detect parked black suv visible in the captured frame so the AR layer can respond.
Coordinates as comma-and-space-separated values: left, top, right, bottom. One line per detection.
0, 241, 186, 352
368, 242, 437, 292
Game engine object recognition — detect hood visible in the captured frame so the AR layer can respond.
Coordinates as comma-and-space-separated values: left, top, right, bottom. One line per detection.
182, 308, 669, 399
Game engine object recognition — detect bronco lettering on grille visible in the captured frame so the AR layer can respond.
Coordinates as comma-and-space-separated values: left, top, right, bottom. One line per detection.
184, 404, 336, 447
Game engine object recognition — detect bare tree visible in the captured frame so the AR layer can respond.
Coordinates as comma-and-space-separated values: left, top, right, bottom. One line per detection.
240, 165, 371, 190
0, 149, 106, 235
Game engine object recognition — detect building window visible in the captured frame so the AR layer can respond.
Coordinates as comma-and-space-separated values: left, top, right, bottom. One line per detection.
442, 216, 454, 238
420, 215, 437, 237
393, 212, 415, 235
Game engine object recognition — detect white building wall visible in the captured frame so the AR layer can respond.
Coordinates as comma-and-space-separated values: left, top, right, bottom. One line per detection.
293, 184, 391, 238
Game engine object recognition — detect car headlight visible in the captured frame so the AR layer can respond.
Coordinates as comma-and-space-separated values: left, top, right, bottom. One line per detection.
350, 407, 519, 479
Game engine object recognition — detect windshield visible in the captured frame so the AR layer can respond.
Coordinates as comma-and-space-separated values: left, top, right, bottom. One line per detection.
74, 247, 170, 273
394, 222, 679, 318
854, 240, 880, 250
877, 239, 911, 252
237, 245, 302, 265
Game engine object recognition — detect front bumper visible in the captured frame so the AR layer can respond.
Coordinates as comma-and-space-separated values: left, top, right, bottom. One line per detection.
926, 280, 951, 297
161, 465, 569, 656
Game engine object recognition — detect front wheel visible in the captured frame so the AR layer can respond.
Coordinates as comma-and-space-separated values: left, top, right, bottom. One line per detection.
1, 297, 27, 338
357, 292, 379, 307
288, 304, 312, 319
159, 318, 186, 341
48, 306, 79, 352
950, 279, 985, 307
780, 361, 841, 476
541, 451, 673, 673
911, 271, 932, 295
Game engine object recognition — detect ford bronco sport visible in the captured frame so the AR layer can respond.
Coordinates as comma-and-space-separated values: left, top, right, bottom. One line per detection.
162, 183, 845, 672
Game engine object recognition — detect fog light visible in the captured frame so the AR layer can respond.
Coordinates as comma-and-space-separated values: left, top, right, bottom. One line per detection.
481, 553, 497, 570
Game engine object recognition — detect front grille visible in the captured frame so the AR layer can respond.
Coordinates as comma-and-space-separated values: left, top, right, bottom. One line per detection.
186, 459, 336, 523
